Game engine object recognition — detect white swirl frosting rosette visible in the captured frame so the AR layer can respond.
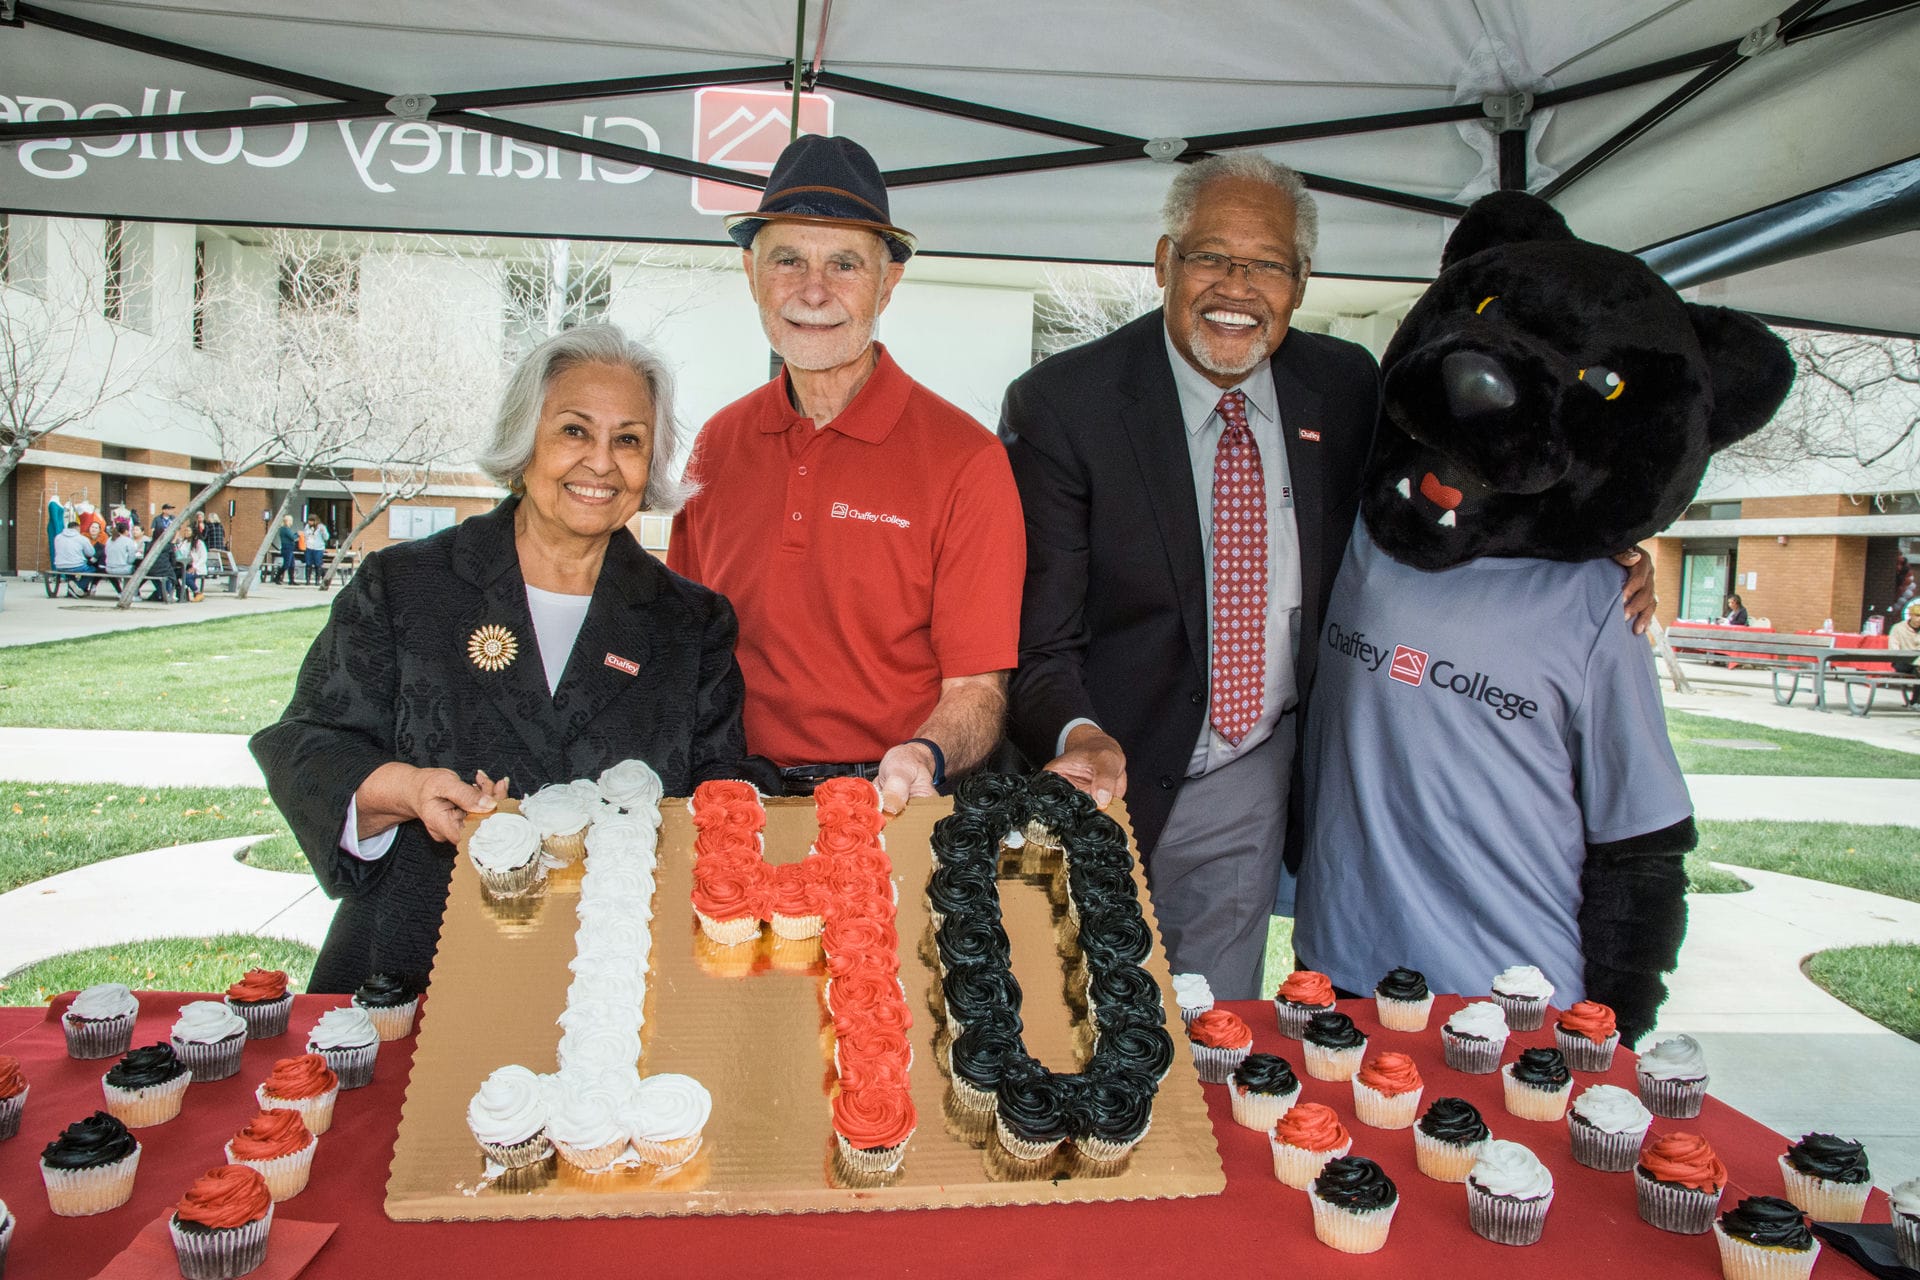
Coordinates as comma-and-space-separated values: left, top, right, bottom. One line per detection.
1636, 1034, 1709, 1117
1488, 964, 1554, 1030
306, 1006, 381, 1089
170, 1000, 250, 1081
1891, 1178, 1920, 1271
1467, 1139, 1554, 1245
1441, 1001, 1510, 1074
545, 1085, 630, 1172
518, 784, 598, 863
467, 1065, 552, 1168
469, 812, 545, 899
625, 1074, 712, 1168
597, 759, 664, 814
1568, 1083, 1652, 1171
1171, 973, 1215, 1025
63, 982, 139, 1059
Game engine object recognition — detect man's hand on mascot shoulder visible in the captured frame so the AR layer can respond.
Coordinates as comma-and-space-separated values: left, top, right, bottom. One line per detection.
1613, 545, 1657, 636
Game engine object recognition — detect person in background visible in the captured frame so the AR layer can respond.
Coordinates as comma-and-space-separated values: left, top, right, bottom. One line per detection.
146, 522, 182, 602
103, 518, 138, 591
304, 514, 330, 586
183, 532, 208, 602
51, 521, 97, 592
204, 511, 228, 579
276, 515, 300, 585
1720, 593, 1749, 626
1889, 598, 1920, 704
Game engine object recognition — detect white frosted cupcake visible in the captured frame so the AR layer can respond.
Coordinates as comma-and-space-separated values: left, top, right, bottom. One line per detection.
625, 1073, 711, 1168
170, 1001, 249, 1082
468, 811, 546, 898
467, 1065, 553, 1168
1567, 1084, 1651, 1171
596, 759, 664, 814
1466, 1139, 1554, 1245
305, 1007, 380, 1089
63, 983, 139, 1060
1636, 1034, 1709, 1118
1171, 973, 1214, 1026
519, 783, 598, 864
1488, 965, 1554, 1031
545, 1084, 631, 1173
1890, 1177, 1920, 1271
0, 1196, 12, 1275
1441, 1001, 1509, 1074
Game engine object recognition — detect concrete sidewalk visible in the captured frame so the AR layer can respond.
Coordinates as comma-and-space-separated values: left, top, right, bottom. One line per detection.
0, 575, 329, 648
0, 728, 265, 788
1663, 658, 1920, 756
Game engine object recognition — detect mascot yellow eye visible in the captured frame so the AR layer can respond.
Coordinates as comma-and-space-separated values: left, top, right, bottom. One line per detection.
1578, 365, 1626, 401
1475, 295, 1499, 314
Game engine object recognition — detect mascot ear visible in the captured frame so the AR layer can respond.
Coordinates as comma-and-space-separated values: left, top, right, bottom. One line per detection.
1441, 191, 1575, 271
1687, 304, 1795, 450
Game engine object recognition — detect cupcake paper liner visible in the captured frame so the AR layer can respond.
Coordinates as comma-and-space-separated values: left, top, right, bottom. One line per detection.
1892, 1211, 1918, 1272
1501, 1068, 1571, 1122
553, 1136, 632, 1174
1177, 1002, 1214, 1027
1076, 1120, 1150, 1162
1777, 1156, 1871, 1223
63, 1012, 136, 1061
1269, 1134, 1352, 1189
0, 1085, 28, 1141
0, 1211, 12, 1274
695, 911, 761, 947
1375, 994, 1434, 1033
1273, 1000, 1332, 1040
478, 1132, 554, 1170
1414, 1129, 1485, 1183
1713, 1222, 1822, 1280
1490, 991, 1548, 1032
256, 1083, 338, 1136
1467, 1180, 1553, 1245
1190, 1041, 1253, 1084
41, 1144, 142, 1216
309, 1040, 378, 1090
226, 1134, 318, 1202
994, 1115, 1065, 1162
835, 1130, 913, 1174
354, 999, 419, 1043
1309, 1196, 1397, 1254
541, 827, 590, 865
1554, 1026, 1620, 1072
1635, 1167, 1723, 1234
103, 1071, 190, 1127
170, 1205, 272, 1280
226, 994, 294, 1040
632, 1133, 704, 1169
1352, 1080, 1423, 1129
948, 1073, 997, 1114
770, 912, 825, 941
1229, 1082, 1301, 1132
477, 856, 547, 900
1441, 1029, 1506, 1075
1301, 1041, 1366, 1083
173, 1032, 247, 1083
1637, 1071, 1708, 1118
1567, 1115, 1648, 1172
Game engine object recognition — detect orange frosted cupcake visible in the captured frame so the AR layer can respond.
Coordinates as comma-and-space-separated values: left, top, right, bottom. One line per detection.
691, 861, 765, 946
1269, 1102, 1352, 1189
1352, 1052, 1423, 1129
223, 970, 293, 1039
1636, 1132, 1727, 1234
255, 1054, 339, 1135
1553, 1000, 1619, 1072
768, 861, 824, 941
169, 1165, 273, 1280
832, 1085, 917, 1174
225, 1110, 317, 1201
1187, 1009, 1254, 1083
1273, 970, 1337, 1039
0, 1055, 25, 1142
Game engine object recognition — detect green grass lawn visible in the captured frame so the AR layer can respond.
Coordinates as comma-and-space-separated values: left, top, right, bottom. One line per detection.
0, 607, 328, 733
1665, 709, 1920, 779
0, 935, 317, 1006
1686, 819, 1920, 902
1, 782, 309, 892
1804, 945, 1920, 1042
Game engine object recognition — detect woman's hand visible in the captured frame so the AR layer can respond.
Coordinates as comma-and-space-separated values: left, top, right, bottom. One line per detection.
356, 762, 503, 847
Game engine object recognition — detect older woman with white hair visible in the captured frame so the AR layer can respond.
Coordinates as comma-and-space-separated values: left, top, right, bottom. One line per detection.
254, 324, 774, 993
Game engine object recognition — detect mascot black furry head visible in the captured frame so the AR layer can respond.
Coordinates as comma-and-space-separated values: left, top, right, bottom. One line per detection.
1364, 190, 1795, 569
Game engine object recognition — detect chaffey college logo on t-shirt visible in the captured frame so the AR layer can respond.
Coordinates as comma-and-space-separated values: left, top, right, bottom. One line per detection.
1325, 622, 1540, 722
829, 501, 911, 530
1387, 644, 1428, 686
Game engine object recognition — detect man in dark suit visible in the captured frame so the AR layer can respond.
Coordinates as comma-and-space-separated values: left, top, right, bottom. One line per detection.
1002, 156, 1371, 998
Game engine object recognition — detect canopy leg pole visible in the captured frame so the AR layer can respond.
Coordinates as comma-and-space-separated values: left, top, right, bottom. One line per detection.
790, 0, 808, 141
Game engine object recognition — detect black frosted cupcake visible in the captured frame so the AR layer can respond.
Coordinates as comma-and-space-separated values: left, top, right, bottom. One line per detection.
351, 973, 420, 1042
995, 1064, 1073, 1161
1091, 1023, 1175, 1083
101, 1043, 191, 1128
941, 965, 1022, 1039
40, 1111, 141, 1216
1502, 1047, 1573, 1121
1072, 1070, 1154, 1160
1414, 1096, 1489, 1182
1713, 1195, 1820, 1280
1301, 1011, 1367, 1082
1373, 967, 1434, 1031
1310, 1156, 1398, 1254
1228, 1053, 1301, 1131
1777, 1132, 1871, 1223
948, 1025, 1028, 1113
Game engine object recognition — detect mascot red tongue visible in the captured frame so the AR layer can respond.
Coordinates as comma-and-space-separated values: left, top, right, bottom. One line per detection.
1293, 191, 1793, 1045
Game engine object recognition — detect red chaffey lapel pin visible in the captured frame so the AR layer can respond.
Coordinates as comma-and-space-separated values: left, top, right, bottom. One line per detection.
604, 653, 640, 676
1298, 428, 1322, 442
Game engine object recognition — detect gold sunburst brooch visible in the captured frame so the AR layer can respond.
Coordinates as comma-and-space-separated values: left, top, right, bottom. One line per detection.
467, 624, 519, 673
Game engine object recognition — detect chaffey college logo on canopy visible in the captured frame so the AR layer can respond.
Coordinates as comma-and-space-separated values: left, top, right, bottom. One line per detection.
691, 88, 835, 215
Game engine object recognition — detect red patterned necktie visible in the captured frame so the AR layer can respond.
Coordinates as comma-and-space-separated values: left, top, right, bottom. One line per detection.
1210, 390, 1267, 746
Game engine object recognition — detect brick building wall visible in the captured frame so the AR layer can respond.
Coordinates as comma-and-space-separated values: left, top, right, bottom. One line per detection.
1735, 534, 1867, 632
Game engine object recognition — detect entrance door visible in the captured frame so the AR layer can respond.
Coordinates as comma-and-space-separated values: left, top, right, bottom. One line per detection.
1681, 552, 1731, 622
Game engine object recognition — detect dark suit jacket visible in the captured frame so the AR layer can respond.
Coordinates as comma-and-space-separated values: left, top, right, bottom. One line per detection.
251, 498, 773, 993
1001, 309, 1380, 866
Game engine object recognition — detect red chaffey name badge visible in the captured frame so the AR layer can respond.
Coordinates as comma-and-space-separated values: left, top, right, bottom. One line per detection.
604, 653, 640, 676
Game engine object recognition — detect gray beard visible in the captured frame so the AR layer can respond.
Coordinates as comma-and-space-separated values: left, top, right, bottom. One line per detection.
1185, 321, 1272, 378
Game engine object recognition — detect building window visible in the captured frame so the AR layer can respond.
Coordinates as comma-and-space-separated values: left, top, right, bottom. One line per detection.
101, 219, 155, 329
564, 264, 610, 329
192, 238, 209, 348
279, 253, 359, 313
1679, 500, 1742, 521
387, 505, 457, 540
103, 218, 128, 321
0, 214, 49, 293
502, 257, 612, 361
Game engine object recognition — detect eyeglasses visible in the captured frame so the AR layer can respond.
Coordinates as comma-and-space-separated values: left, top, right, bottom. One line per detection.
1168, 240, 1303, 287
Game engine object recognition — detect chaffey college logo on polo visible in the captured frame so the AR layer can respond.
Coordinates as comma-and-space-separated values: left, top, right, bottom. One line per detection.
829, 501, 911, 529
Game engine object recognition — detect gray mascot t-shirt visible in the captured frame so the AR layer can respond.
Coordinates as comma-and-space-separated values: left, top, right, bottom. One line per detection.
1295, 519, 1693, 1003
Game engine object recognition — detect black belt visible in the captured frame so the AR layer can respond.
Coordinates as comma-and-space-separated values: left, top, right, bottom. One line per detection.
778, 761, 881, 797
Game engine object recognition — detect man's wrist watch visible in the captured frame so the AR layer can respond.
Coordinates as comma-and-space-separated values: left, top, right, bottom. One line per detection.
905, 737, 946, 788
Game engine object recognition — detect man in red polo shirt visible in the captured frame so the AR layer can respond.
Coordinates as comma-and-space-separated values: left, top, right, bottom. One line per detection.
668, 135, 1024, 810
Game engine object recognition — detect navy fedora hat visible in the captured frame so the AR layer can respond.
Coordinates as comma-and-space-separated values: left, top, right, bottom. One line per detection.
724, 134, 916, 262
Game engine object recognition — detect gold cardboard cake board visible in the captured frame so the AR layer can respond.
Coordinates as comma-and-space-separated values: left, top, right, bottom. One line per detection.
385, 796, 1225, 1219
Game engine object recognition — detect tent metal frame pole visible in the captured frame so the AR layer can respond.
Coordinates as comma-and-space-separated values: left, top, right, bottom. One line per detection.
789, 0, 807, 140
813, 71, 1139, 147
1498, 130, 1527, 191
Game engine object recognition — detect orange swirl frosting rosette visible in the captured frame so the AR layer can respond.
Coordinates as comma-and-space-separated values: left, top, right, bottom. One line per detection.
1559, 1000, 1618, 1042
261, 1054, 336, 1099
0, 1053, 25, 1097
1277, 970, 1336, 1007
814, 822, 880, 858
1357, 1051, 1423, 1096
768, 862, 817, 917
691, 862, 766, 919
225, 969, 288, 1002
1640, 1132, 1728, 1190
1189, 1008, 1254, 1049
174, 1164, 273, 1228
832, 1085, 916, 1151
228, 1109, 311, 1160
1274, 1102, 1350, 1151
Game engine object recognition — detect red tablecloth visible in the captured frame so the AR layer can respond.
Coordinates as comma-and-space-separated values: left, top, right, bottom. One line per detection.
0, 993, 1886, 1279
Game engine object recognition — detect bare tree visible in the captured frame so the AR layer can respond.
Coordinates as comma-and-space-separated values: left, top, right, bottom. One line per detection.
1718, 329, 1920, 478
1031, 264, 1162, 361
0, 218, 166, 485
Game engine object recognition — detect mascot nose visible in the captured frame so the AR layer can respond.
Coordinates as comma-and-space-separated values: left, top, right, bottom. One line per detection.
1441, 351, 1518, 418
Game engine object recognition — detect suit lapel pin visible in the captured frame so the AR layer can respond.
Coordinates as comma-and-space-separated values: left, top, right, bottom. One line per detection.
1298, 428, 1322, 442
604, 652, 640, 676
467, 623, 519, 673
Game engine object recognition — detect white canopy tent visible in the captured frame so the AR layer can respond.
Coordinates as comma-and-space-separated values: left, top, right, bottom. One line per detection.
3, 0, 1917, 333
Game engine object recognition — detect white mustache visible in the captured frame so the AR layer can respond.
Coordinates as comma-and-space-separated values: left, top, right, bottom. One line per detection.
782, 305, 848, 326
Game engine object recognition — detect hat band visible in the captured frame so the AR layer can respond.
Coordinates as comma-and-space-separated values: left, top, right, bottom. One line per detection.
759, 182, 888, 222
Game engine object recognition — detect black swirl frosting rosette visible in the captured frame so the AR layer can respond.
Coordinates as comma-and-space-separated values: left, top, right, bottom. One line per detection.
928, 771, 1166, 1163
40, 1110, 142, 1215
1310, 1155, 1400, 1254
1414, 1096, 1490, 1182
1778, 1132, 1872, 1222
100, 1043, 192, 1129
